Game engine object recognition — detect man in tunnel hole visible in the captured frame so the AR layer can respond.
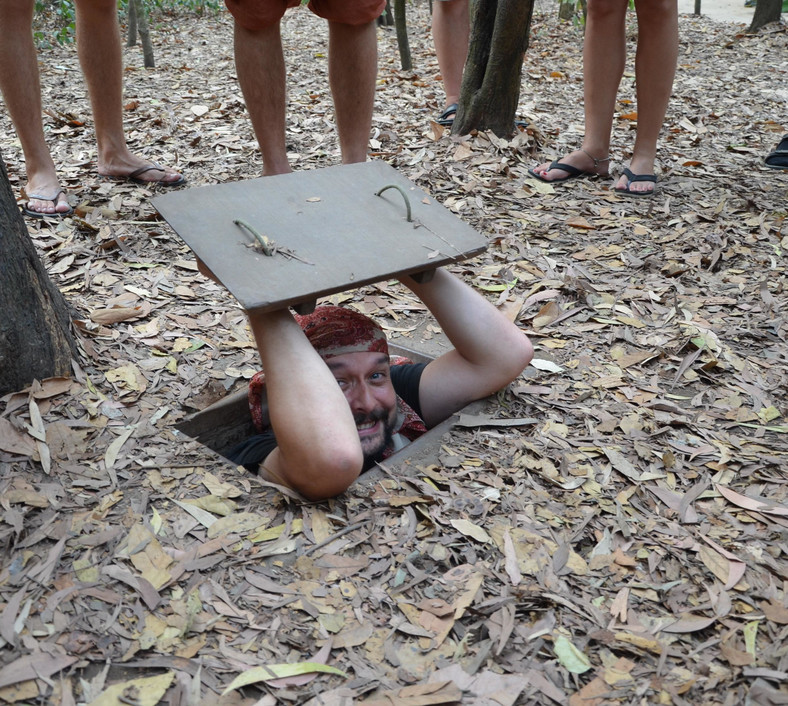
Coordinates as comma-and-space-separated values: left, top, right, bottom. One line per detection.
200, 263, 534, 501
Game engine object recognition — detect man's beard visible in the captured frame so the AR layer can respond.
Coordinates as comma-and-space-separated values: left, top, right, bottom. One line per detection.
355, 406, 397, 469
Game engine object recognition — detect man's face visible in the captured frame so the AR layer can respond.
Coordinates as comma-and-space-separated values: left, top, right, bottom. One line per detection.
327, 352, 398, 463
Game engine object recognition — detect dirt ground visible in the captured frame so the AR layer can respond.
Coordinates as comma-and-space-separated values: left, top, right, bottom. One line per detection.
677, 0, 757, 24
1, 3, 787, 705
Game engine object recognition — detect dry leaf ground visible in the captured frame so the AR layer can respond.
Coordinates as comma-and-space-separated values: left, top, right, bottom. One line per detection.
1, 3, 787, 705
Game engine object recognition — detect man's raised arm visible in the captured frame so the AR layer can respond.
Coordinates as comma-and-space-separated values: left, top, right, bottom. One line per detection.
399, 268, 533, 427
245, 309, 364, 500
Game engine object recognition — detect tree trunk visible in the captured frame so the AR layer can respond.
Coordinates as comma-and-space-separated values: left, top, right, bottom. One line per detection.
749, 0, 781, 31
694, 0, 701, 15
559, 1, 574, 21
393, 0, 412, 71
453, 0, 534, 138
377, 0, 394, 26
0, 152, 78, 396
127, 0, 138, 47
132, 0, 155, 68
127, 0, 155, 67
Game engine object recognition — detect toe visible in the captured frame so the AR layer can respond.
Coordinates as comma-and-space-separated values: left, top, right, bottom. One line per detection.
160, 169, 184, 184
25, 183, 68, 213
28, 198, 51, 214
138, 164, 183, 184
532, 161, 551, 177
27, 194, 68, 214
533, 161, 570, 181
616, 174, 654, 194
545, 169, 568, 181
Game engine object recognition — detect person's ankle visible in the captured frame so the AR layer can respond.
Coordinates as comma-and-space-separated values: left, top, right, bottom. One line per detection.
578, 148, 610, 173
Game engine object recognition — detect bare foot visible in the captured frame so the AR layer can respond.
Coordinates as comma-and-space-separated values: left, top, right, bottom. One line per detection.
23, 175, 72, 216
97, 154, 184, 185
615, 155, 657, 195
529, 149, 611, 182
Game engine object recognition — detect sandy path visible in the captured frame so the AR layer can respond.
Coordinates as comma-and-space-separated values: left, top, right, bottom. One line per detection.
677, 0, 756, 24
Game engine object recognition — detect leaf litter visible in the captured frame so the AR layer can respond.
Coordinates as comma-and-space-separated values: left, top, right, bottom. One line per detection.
0, 2, 787, 704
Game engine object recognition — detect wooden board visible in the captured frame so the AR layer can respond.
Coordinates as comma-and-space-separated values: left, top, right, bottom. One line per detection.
152, 160, 487, 313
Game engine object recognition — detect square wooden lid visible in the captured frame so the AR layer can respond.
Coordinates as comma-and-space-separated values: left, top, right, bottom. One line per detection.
153, 160, 487, 313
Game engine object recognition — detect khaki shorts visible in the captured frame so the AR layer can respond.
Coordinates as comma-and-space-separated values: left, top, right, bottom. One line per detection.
225, 0, 386, 30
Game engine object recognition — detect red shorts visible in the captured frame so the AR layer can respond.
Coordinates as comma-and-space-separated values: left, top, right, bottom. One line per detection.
225, 0, 386, 30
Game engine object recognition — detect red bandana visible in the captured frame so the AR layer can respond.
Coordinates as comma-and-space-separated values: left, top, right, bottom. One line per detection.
295, 306, 388, 359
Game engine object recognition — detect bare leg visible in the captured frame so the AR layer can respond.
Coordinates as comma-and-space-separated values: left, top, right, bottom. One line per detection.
233, 20, 291, 175
0, 0, 70, 214
328, 20, 377, 164
617, 0, 678, 194
531, 0, 627, 181
76, 0, 182, 183
431, 0, 469, 110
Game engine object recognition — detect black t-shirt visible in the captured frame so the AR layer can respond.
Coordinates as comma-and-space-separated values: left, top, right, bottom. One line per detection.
226, 363, 427, 472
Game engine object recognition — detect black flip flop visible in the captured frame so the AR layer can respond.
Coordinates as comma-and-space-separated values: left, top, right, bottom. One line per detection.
765, 134, 788, 170
615, 167, 657, 198
100, 163, 186, 187
527, 161, 595, 184
436, 103, 458, 126
21, 190, 74, 218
